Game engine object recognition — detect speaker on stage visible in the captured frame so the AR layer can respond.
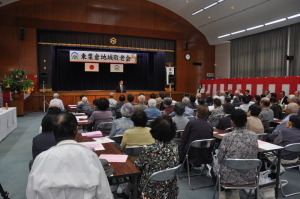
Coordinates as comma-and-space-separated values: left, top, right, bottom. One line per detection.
39, 72, 48, 84
169, 75, 175, 84
20, 27, 25, 40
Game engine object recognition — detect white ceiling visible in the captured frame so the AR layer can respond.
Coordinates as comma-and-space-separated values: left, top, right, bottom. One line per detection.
149, 0, 300, 45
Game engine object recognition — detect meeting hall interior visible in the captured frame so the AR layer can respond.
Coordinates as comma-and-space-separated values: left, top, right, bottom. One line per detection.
1, 0, 300, 198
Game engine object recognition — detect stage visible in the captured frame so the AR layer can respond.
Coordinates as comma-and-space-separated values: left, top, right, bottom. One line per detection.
24, 90, 186, 112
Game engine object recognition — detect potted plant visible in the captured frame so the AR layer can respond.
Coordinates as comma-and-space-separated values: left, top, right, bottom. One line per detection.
0, 68, 34, 100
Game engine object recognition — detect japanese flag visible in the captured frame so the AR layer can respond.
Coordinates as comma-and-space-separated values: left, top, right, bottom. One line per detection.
85, 63, 99, 72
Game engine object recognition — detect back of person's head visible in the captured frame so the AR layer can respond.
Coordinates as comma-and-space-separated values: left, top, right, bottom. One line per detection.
53, 93, 59, 98
120, 103, 134, 117
42, 114, 56, 132
47, 106, 61, 114
150, 93, 156, 99
109, 93, 114, 98
148, 99, 156, 107
198, 98, 205, 105
127, 94, 134, 103
224, 97, 231, 103
281, 91, 286, 95
231, 109, 247, 127
270, 97, 277, 104
189, 95, 196, 103
255, 95, 261, 102
82, 96, 88, 102
150, 115, 176, 142
93, 98, 99, 106
260, 94, 266, 98
163, 97, 172, 106
241, 95, 250, 104
223, 103, 235, 114
196, 93, 201, 99
291, 97, 300, 105
130, 110, 148, 127
271, 93, 277, 98
184, 93, 189, 97
248, 104, 261, 117
289, 115, 300, 129
213, 98, 221, 107
174, 102, 185, 116
159, 92, 165, 99
119, 95, 125, 102
182, 97, 190, 106
260, 98, 270, 107
79, 94, 85, 100
139, 93, 144, 96
97, 97, 109, 111
52, 113, 78, 142
49, 101, 60, 108
206, 96, 213, 104
197, 105, 209, 119
138, 95, 146, 103
286, 103, 299, 114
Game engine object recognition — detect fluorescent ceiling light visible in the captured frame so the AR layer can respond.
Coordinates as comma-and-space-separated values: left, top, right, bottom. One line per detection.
192, 9, 203, 15
218, 34, 230, 38
218, 0, 224, 2
204, 2, 217, 10
246, 25, 264, 31
231, 30, 246, 35
265, 18, 286, 26
287, 13, 300, 19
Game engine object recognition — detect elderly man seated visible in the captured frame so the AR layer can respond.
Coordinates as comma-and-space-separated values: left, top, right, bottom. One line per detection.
108, 93, 117, 108
49, 93, 65, 111
134, 95, 148, 111
77, 97, 92, 113
259, 97, 274, 123
144, 99, 162, 120
26, 112, 112, 199
207, 98, 223, 127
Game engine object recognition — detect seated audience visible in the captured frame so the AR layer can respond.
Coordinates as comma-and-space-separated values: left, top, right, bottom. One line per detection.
120, 110, 155, 162
172, 102, 189, 131
279, 91, 288, 104
195, 93, 202, 105
32, 114, 57, 159
127, 94, 136, 105
239, 95, 251, 112
219, 91, 225, 104
134, 115, 179, 198
245, 89, 252, 101
134, 95, 148, 112
88, 98, 113, 131
233, 95, 242, 107
270, 93, 277, 98
228, 89, 234, 99
259, 97, 274, 123
294, 91, 300, 97
216, 103, 235, 131
207, 98, 223, 127
254, 95, 261, 106
188, 95, 197, 109
213, 109, 258, 199
204, 91, 213, 106
179, 105, 213, 166
264, 89, 271, 98
287, 94, 295, 104
224, 96, 231, 104
272, 103, 299, 135
49, 93, 65, 111
108, 92, 117, 108
140, 93, 148, 105
214, 91, 220, 98
270, 97, 283, 119
144, 99, 162, 120
182, 97, 195, 116
290, 97, 300, 115
109, 103, 134, 138
198, 98, 205, 106
155, 92, 164, 103
157, 93, 165, 110
27, 113, 112, 199
162, 97, 174, 115
246, 104, 264, 134
115, 95, 126, 119
274, 115, 300, 163
77, 94, 85, 105
47, 106, 61, 114
77, 96, 92, 113
85, 99, 99, 117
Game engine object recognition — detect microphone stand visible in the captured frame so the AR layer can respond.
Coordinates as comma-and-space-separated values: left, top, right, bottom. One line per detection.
0, 184, 9, 199
42, 81, 49, 112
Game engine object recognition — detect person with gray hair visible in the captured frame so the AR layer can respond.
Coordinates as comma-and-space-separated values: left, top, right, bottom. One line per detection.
109, 103, 134, 138
49, 93, 65, 111
172, 102, 189, 131
170, 97, 195, 117
272, 103, 299, 135
290, 96, 300, 116
144, 99, 162, 120
162, 97, 174, 115
134, 95, 148, 112
108, 93, 117, 108
77, 97, 92, 113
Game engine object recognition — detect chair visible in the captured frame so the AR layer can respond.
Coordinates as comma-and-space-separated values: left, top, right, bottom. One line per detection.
179, 138, 216, 190
257, 133, 269, 141
146, 120, 154, 127
141, 165, 181, 198
186, 116, 196, 121
212, 159, 262, 199
110, 135, 123, 144
280, 143, 300, 197
29, 159, 34, 172
123, 146, 144, 156
224, 127, 233, 132
96, 122, 113, 135
213, 114, 224, 120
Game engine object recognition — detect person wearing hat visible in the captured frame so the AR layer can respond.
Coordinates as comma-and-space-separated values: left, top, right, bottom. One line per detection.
26, 112, 113, 199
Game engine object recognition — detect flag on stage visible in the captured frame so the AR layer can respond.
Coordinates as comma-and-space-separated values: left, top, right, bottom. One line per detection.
85, 63, 99, 72
110, 64, 123, 72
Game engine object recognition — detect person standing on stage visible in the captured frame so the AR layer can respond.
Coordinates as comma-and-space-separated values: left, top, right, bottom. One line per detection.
116, 80, 126, 93
196, 84, 204, 94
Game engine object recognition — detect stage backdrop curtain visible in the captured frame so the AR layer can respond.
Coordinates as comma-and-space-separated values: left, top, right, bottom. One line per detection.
290, 22, 300, 75
231, 27, 287, 78
52, 48, 166, 91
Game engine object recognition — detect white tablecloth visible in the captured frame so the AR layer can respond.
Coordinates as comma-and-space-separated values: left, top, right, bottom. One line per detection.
0, 107, 17, 142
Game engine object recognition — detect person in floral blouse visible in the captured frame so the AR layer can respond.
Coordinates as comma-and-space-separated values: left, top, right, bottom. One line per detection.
134, 115, 180, 199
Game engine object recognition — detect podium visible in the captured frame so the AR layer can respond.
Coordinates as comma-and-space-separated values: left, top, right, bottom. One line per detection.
10, 101, 24, 116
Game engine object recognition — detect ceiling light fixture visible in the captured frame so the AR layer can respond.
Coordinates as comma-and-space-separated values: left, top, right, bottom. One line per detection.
218, 0, 224, 2
231, 30, 246, 35
265, 18, 286, 26
287, 13, 300, 19
192, 9, 203, 15
218, 34, 230, 38
192, 0, 226, 16
246, 25, 264, 31
204, 2, 217, 10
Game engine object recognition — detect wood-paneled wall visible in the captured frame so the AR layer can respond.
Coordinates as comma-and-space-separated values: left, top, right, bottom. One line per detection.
0, 0, 215, 95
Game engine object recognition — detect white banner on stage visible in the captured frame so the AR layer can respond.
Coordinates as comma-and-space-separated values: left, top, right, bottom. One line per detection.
70, 51, 137, 64
282, 84, 290, 95
110, 64, 123, 72
85, 63, 99, 72
257, 84, 263, 96
246, 84, 252, 93
269, 84, 275, 93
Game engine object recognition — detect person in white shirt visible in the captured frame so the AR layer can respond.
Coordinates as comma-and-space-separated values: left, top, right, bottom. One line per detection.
26, 112, 113, 199
49, 93, 65, 111
108, 92, 117, 108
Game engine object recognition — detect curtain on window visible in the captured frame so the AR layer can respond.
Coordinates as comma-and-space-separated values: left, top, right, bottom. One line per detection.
290, 23, 300, 75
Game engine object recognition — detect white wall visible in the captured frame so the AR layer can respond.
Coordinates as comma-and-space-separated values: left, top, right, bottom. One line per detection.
215, 42, 231, 78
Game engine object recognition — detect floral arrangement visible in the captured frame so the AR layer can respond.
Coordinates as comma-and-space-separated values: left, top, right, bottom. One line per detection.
0, 69, 34, 94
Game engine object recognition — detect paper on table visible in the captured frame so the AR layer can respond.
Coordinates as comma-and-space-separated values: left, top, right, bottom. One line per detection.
81, 131, 103, 137
273, 118, 279, 120
213, 131, 218, 134
99, 154, 128, 162
75, 115, 88, 119
68, 105, 77, 107
257, 140, 268, 145
73, 113, 85, 115
259, 143, 283, 151
80, 142, 105, 151
218, 134, 226, 137
93, 137, 115, 143
78, 120, 88, 123
70, 107, 77, 109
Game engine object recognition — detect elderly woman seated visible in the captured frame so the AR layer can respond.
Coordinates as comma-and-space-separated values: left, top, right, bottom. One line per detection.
162, 97, 174, 115
88, 97, 113, 131
109, 103, 134, 138
76, 97, 92, 113
213, 109, 258, 199
172, 102, 189, 131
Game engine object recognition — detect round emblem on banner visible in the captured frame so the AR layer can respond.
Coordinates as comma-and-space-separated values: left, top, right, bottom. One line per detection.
110, 37, 117, 45
90, 65, 94, 70
114, 65, 120, 71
